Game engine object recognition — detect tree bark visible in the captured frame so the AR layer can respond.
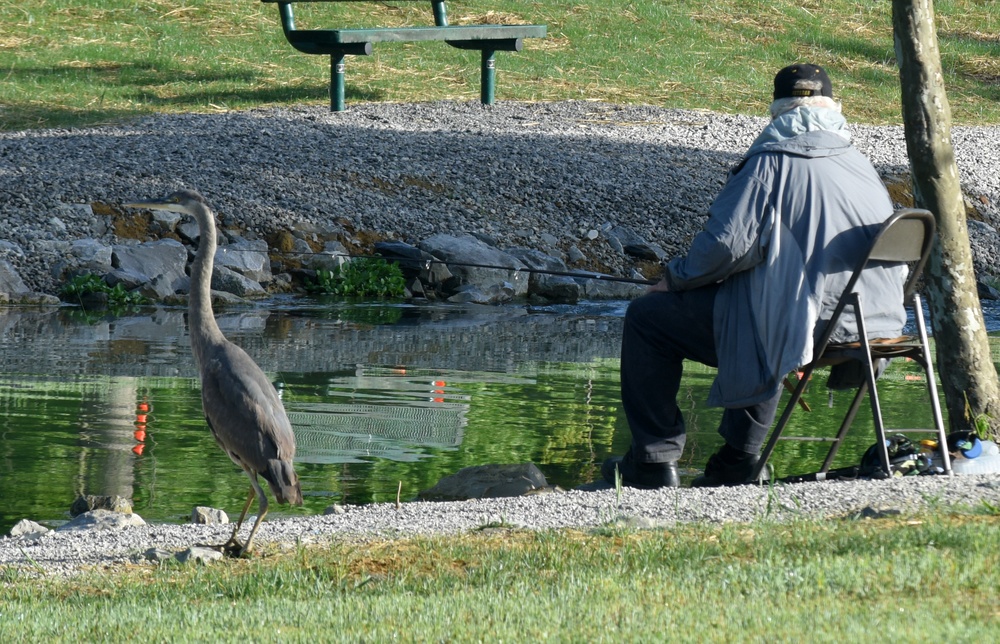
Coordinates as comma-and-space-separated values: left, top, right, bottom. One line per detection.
893, 0, 1000, 438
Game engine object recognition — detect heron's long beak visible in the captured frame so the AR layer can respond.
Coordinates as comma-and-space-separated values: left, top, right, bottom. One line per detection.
123, 198, 181, 212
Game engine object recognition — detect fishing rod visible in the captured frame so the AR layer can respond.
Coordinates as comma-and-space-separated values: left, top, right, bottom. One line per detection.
217, 245, 659, 285
350, 253, 660, 286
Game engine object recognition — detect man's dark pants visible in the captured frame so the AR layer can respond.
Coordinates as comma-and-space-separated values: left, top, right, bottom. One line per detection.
620, 284, 783, 464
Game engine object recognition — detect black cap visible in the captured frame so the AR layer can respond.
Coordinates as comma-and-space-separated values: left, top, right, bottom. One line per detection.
773, 64, 833, 100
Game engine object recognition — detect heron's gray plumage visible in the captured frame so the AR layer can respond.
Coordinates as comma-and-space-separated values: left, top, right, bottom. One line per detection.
125, 188, 301, 556
200, 344, 301, 504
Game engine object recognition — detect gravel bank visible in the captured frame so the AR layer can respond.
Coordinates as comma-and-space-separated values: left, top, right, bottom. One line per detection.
3, 100, 1000, 575
2, 101, 1000, 295
3, 473, 1000, 576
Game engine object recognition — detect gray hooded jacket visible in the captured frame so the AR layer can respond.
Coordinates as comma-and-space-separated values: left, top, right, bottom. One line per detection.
664, 107, 907, 407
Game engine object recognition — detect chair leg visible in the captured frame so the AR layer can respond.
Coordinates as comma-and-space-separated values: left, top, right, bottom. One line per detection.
853, 295, 893, 477
752, 366, 814, 482
913, 293, 953, 475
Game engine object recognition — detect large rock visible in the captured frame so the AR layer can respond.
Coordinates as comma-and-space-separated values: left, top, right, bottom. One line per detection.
215, 238, 272, 283
419, 463, 553, 501
150, 209, 182, 233
177, 219, 203, 244
9, 519, 50, 539
605, 224, 667, 260
0, 259, 30, 296
174, 546, 224, 565
418, 234, 528, 298
57, 509, 146, 532
505, 247, 566, 273
530, 273, 581, 303
67, 239, 114, 274
211, 265, 266, 297
301, 241, 350, 272
0, 258, 60, 304
979, 280, 1000, 301
191, 506, 229, 525
112, 239, 188, 299
70, 494, 133, 517
375, 240, 453, 286
143, 547, 176, 564
104, 267, 149, 291
447, 283, 516, 305
506, 247, 581, 303
583, 279, 647, 300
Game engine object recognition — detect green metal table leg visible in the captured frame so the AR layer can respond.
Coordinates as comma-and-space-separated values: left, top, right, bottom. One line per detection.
480, 49, 496, 105
331, 53, 346, 112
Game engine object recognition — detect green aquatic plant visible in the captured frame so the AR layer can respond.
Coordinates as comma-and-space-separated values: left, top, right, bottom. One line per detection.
306, 258, 406, 298
59, 273, 105, 299
60, 273, 151, 310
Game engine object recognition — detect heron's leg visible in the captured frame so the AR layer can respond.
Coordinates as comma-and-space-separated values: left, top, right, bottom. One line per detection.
197, 485, 256, 552
224, 486, 257, 547
237, 477, 271, 557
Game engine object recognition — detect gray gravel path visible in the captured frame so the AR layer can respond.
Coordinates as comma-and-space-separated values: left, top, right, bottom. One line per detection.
3, 473, 1000, 575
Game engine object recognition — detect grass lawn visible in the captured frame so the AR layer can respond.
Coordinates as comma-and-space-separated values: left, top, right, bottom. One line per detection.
1, 1, 998, 130
2, 511, 999, 640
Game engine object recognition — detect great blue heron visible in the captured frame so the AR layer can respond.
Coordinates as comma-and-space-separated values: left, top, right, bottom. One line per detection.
125, 189, 302, 557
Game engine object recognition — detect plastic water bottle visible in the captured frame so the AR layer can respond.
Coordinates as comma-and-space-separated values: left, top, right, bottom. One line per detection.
951, 440, 1000, 475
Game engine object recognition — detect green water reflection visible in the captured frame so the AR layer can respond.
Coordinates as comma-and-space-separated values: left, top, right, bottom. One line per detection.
0, 302, 997, 534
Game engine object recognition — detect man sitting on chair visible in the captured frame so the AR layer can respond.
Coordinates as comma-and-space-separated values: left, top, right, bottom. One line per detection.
603, 63, 908, 488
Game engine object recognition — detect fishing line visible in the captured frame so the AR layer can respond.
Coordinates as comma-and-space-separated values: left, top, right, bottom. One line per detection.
216, 247, 659, 285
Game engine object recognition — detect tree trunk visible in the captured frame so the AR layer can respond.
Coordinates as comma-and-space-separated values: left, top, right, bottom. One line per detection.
893, 0, 1000, 438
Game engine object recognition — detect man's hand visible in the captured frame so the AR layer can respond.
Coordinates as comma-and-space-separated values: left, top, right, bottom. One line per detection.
646, 278, 670, 293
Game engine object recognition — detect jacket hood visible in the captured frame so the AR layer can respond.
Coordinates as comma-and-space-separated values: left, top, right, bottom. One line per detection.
746, 106, 851, 159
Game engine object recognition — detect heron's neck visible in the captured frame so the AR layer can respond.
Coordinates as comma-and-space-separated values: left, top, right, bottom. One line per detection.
189, 209, 224, 365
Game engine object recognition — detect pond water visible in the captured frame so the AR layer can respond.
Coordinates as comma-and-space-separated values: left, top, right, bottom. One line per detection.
2, 297, 1000, 534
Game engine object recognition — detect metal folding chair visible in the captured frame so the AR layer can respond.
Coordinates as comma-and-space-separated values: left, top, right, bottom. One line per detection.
750, 208, 952, 481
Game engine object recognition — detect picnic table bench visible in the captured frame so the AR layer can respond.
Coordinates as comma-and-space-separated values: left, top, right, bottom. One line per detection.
261, 0, 547, 111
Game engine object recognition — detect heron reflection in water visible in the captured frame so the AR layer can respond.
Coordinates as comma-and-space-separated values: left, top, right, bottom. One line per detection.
125, 189, 302, 557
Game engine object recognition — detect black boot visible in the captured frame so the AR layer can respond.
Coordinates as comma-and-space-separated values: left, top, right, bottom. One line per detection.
691, 443, 769, 487
601, 449, 680, 489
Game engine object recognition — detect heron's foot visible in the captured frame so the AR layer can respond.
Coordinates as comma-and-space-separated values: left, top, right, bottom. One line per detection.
222, 540, 250, 559
195, 536, 247, 557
